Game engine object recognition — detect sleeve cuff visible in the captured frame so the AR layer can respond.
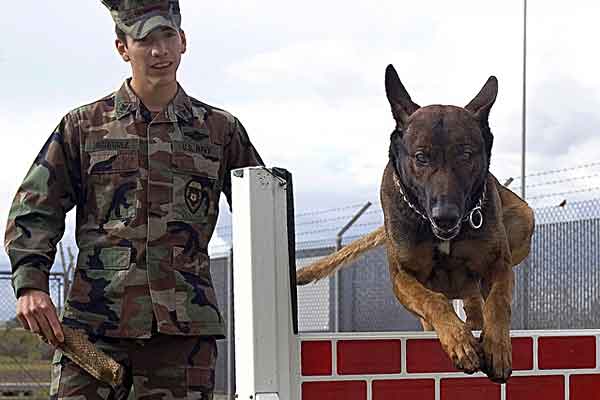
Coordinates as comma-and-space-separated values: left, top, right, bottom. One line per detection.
12, 265, 50, 298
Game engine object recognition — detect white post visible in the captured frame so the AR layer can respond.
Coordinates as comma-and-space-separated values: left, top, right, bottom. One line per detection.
232, 167, 299, 400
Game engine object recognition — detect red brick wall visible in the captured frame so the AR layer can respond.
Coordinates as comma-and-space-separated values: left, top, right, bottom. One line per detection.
299, 332, 600, 400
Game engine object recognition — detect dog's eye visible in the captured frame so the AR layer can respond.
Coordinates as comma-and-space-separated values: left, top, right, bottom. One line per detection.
462, 151, 473, 161
415, 152, 430, 165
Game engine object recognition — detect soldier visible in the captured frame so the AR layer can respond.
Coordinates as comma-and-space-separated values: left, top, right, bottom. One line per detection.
4, 1, 263, 399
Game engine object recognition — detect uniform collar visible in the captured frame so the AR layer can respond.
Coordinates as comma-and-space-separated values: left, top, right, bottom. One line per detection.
114, 79, 197, 123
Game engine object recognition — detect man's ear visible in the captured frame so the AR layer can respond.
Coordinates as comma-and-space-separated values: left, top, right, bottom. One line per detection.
180, 29, 187, 54
115, 39, 130, 62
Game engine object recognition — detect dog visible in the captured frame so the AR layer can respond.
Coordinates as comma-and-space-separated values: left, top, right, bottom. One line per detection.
296, 65, 535, 383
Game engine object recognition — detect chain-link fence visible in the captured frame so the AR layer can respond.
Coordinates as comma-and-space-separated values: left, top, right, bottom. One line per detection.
0, 259, 235, 398
2, 198, 600, 396
296, 199, 600, 333
0, 272, 65, 398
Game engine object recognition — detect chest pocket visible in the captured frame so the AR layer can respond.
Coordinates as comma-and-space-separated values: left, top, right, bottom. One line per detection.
171, 140, 222, 223
85, 140, 140, 225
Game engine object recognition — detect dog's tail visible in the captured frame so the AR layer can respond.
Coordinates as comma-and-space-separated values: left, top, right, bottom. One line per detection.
296, 226, 387, 285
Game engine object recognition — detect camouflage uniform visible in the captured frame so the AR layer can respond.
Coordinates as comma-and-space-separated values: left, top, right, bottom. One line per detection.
51, 334, 217, 399
4, 2, 263, 398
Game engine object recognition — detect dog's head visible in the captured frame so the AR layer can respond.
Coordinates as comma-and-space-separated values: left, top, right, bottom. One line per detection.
386, 64, 497, 239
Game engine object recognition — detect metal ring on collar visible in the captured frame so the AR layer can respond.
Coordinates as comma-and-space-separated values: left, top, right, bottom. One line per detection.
469, 207, 484, 229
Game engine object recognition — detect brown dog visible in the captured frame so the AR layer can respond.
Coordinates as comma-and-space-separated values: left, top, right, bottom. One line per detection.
297, 65, 534, 383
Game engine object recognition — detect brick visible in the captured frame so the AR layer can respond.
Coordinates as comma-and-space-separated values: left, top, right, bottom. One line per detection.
302, 381, 367, 400
539, 336, 596, 370
338, 340, 401, 375
406, 339, 457, 373
507, 376, 564, 400
301, 341, 332, 376
512, 337, 534, 371
372, 379, 435, 400
406, 337, 534, 374
440, 378, 500, 400
570, 374, 600, 400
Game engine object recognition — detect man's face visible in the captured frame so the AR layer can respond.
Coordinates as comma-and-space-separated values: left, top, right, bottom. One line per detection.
117, 27, 187, 86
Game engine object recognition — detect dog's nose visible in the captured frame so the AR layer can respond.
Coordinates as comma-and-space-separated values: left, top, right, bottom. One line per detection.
431, 204, 460, 230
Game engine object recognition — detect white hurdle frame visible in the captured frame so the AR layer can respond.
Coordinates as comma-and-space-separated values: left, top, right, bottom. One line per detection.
232, 167, 299, 400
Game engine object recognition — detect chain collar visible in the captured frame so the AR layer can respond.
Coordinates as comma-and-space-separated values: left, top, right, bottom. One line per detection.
392, 171, 486, 241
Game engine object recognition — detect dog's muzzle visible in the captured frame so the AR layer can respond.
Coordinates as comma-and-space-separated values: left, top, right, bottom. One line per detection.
392, 172, 486, 241
429, 206, 484, 241
429, 218, 462, 241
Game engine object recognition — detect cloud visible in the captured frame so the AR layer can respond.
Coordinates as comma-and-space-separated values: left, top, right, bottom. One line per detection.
2, 0, 600, 251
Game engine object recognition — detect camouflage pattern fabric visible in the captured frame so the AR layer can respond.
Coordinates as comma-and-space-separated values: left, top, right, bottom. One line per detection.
5, 80, 263, 338
50, 334, 217, 399
102, 0, 182, 40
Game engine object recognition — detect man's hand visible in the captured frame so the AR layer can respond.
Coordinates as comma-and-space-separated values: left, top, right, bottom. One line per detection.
16, 289, 64, 346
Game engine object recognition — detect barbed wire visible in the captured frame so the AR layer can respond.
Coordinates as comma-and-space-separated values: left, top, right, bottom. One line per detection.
511, 161, 600, 181
295, 203, 369, 218
528, 186, 600, 200
213, 162, 600, 236
296, 221, 381, 236
294, 209, 383, 227
211, 196, 600, 251
525, 173, 600, 189
215, 207, 384, 233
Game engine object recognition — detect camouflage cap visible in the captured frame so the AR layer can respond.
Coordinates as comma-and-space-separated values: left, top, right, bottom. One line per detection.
102, 0, 181, 40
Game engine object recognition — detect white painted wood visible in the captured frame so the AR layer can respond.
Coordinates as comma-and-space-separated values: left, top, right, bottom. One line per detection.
232, 167, 298, 400
255, 394, 280, 400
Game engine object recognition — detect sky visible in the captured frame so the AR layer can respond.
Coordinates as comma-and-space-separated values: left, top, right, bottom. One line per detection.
2, 0, 600, 267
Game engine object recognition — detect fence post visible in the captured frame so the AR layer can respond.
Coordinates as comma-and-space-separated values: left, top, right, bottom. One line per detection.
333, 202, 372, 332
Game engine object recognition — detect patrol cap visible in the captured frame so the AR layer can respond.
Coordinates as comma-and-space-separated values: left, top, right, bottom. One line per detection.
102, 0, 181, 40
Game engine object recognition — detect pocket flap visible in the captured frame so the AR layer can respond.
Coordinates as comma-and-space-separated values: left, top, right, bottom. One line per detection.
172, 153, 219, 179
77, 247, 131, 270
85, 140, 140, 174
88, 150, 139, 174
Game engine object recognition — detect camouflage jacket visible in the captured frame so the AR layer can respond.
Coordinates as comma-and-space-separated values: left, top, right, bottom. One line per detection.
4, 80, 263, 338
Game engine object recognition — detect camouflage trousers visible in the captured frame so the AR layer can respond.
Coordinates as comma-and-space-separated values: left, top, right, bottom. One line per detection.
50, 334, 217, 400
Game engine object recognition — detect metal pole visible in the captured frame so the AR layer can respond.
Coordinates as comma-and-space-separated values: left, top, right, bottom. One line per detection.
58, 243, 69, 303
521, 0, 529, 330
521, 0, 528, 200
335, 202, 373, 251
227, 248, 235, 399
333, 201, 372, 332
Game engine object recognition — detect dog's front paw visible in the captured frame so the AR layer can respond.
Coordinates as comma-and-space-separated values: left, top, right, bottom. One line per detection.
438, 324, 482, 374
480, 329, 512, 383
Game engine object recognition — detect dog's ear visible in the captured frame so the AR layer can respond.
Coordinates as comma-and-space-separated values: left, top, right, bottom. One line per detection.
385, 64, 420, 128
465, 76, 498, 121
466, 76, 497, 164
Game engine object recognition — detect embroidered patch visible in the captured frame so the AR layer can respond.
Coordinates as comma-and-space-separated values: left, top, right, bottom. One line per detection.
185, 180, 204, 214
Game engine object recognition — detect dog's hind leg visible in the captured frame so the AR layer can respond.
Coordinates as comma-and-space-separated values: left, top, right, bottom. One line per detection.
497, 181, 535, 266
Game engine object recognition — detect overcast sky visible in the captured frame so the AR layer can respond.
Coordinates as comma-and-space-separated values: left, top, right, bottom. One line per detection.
2, 1, 600, 263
